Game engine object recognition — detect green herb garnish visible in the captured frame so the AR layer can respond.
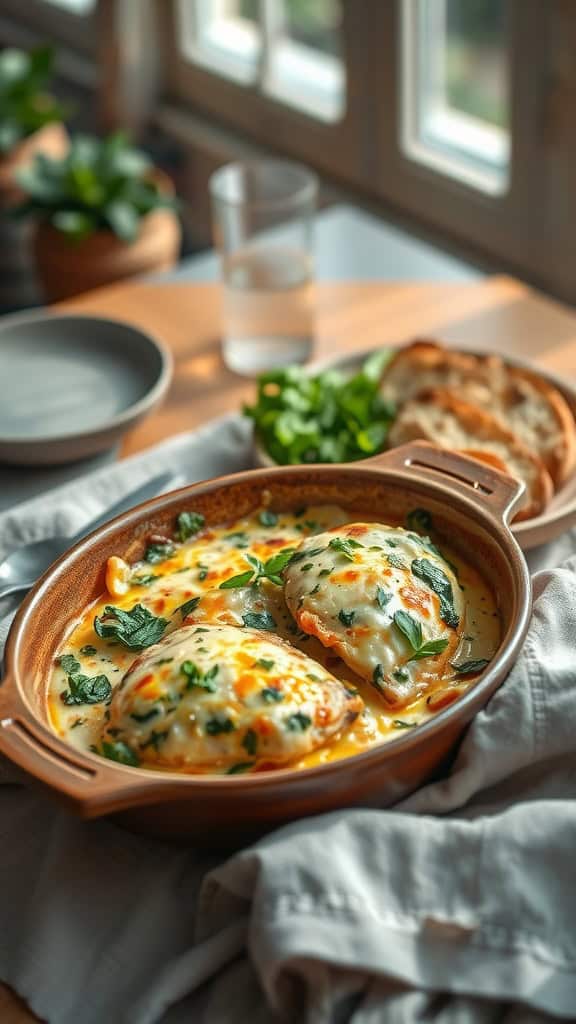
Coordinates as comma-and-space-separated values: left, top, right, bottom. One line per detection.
175, 596, 201, 617
392, 719, 417, 729
254, 658, 275, 670
242, 728, 258, 756
329, 537, 363, 561
242, 612, 277, 631
393, 610, 448, 662
319, 567, 333, 577
130, 708, 159, 723
376, 586, 392, 610
140, 730, 169, 751
220, 548, 295, 590
219, 570, 255, 589
175, 511, 205, 541
226, 762, 254, 774
181, 660, 218, 692
261, 687, 283, 702
205, 717, 235, 735
101, 740, 140, 766
244, 350, 395, 465
286, 712, 312, 731
408, 638, 449, 661
94, 604, 167, 650
259, 510, 278, 527
144, 542, 175, 564
59, 653, 112, 706
387, 553, 407, 570
131, 574, 159, 587
411, 558, 459, 629
79, 644, 97, 656
338, 609, 356, 627
451, 659, 490, 675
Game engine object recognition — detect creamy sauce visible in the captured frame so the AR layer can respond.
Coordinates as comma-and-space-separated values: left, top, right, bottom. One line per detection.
48, 502, 501, 774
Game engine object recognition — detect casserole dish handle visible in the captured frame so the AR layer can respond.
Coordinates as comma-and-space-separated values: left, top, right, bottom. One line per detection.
0, 685, 177, 817
367, 442, 525, 524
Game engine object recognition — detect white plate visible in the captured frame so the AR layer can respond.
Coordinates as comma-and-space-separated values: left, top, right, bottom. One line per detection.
253, 346, 576, 552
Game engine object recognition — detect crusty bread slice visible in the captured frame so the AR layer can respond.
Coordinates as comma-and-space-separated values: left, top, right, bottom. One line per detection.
381, 340, 576, 487
387, 389, 554, 521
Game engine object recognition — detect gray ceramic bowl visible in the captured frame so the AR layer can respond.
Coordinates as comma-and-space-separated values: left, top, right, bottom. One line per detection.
0, 312, 172, 466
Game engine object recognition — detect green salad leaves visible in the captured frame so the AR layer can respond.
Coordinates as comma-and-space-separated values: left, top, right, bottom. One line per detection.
244, 350, 395, 465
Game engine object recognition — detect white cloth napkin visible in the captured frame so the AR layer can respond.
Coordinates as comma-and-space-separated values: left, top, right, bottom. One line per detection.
1, 415, 576, 1024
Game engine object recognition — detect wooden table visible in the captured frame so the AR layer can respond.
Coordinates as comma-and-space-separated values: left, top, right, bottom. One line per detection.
4, 274, 576, 1022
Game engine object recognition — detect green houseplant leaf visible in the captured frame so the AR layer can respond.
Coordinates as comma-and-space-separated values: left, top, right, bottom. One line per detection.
15, 131, 178, 243
0, 46, 66, 154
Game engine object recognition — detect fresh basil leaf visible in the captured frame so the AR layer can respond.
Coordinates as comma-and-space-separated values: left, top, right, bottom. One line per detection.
406, 509, 432, 533
219, 570, 255, 589
393, 610, 423, 651
101, 740, 140, 766
242, 612, 277, 630
408, 637, 449, 661
329, 537, 362, 561
376, 586, 392, 611
451, 659, 490, 675
175, 596, 202, 618
144, 542, 175, 564
338, 609, 356, 627
411, 558, 459, 629
263, 549, 296, 575
286, 712, 312, 731
259, 510, 278, 527
242, 728, 258, 756
94, 604, 167, 650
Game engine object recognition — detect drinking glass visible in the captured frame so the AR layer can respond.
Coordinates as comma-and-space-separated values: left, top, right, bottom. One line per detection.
209, 159, 317, 376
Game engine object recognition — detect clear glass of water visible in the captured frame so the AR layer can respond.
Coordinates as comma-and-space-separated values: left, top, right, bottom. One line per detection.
209, 159, 317, 376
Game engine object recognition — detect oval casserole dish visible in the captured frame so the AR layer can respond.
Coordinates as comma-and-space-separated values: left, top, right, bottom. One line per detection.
0, 443, 531, 844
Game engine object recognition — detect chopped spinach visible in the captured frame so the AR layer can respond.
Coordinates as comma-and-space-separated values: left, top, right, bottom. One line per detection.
94, 604, 167, 650
206, 717, 235, 736
392, 719, 417, 729
131, 574, 159, 587
242, 612, 276, 631
329, 537, 363, 561
226, 762, 254, 774
175, 511, 205, 541
254, 658, 275, 670
259, 509, 278, 527
140, 730, 169, 751
387, 553, 407, 570
59, 653, 112, 706
144, 542, 175, 564
79, 644, 97, 656
242, 728, 258, 756
376, 586, 392, 611
101, 740, 140, 766
181, 660, 218, 692
261, 687, 283, 703
286, 711, 312, 731
338, 609, 356, 627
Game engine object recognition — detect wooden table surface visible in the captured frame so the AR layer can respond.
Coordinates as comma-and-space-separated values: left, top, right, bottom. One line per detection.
4, 273, 576, 1022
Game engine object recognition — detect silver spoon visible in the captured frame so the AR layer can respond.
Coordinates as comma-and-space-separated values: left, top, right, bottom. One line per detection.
0, 471, 179, 601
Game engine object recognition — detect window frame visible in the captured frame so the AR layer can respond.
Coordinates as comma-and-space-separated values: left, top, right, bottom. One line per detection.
1, 0, 97, 54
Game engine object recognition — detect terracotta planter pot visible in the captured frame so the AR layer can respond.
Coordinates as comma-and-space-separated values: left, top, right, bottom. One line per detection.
0, 121, 68, 207
0, 122, 68, 310
32, 172, 182, 303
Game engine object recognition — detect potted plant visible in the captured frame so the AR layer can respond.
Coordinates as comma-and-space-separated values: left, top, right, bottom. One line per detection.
0, 45, 68, 309
16, 133, 182, 302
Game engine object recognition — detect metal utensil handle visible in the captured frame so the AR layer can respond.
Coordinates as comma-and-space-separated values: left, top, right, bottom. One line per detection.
367, 442, 525, 524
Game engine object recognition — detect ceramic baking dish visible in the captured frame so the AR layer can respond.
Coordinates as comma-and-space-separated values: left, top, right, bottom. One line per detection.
0, 443, 531, 843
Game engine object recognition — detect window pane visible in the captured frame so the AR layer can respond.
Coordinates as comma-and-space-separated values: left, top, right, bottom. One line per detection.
39, 0, 94, 10
402, 0, 510, 194
263, 0, 345, 122
178, 0, 261, 84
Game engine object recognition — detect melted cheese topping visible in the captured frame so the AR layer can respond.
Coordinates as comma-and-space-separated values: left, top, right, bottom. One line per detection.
48, 502, 501, 774
284, 524, 463, 706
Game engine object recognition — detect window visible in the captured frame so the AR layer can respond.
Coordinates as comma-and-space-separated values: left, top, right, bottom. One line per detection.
176, 0, 345, 122
402, 0, 510, 194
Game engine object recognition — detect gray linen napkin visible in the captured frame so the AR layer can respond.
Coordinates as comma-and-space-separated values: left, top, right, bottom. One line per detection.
1, 416, 575, 1024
